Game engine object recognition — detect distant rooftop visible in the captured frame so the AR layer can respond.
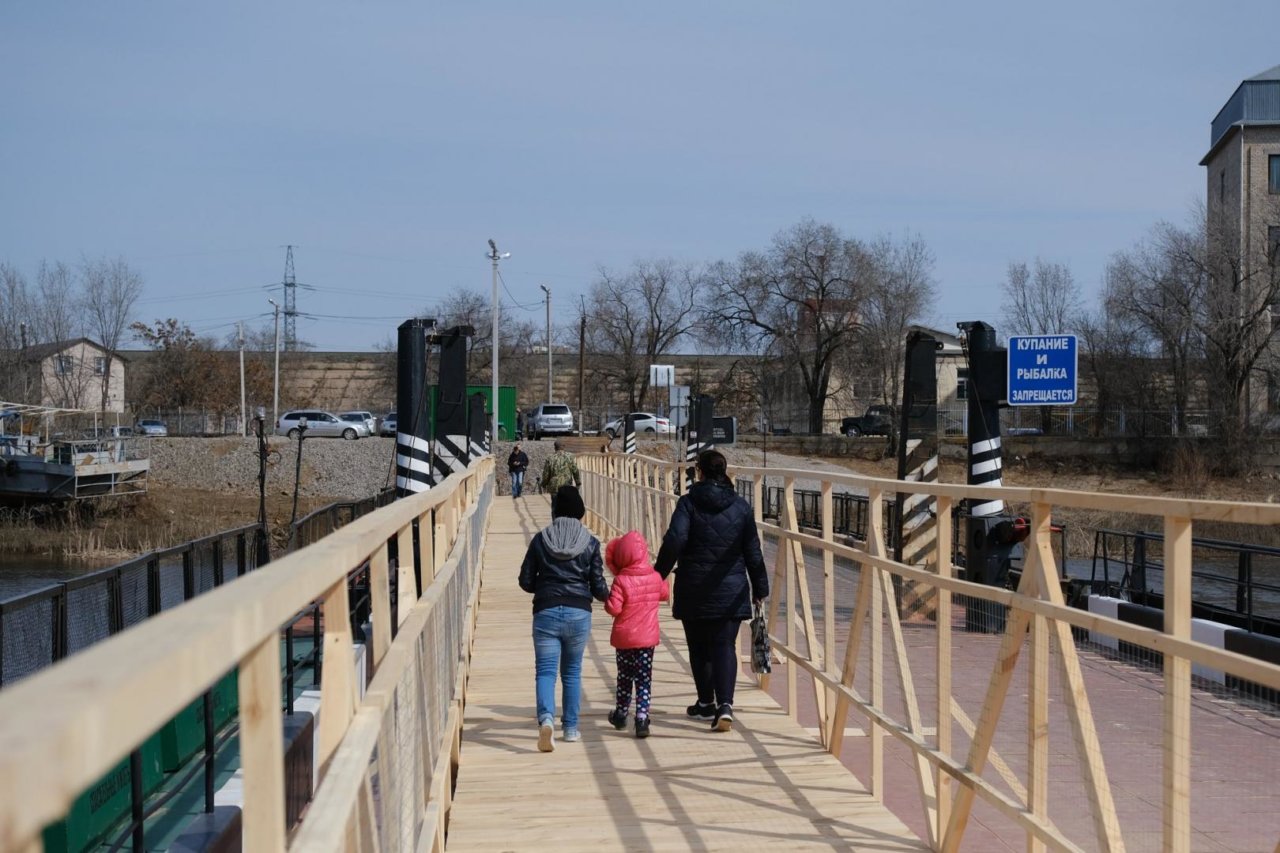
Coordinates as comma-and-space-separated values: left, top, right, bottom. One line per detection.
1205, 63, 1280, 160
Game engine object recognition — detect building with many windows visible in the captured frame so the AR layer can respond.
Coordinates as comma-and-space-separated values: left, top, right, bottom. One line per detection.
1202, 63, 1280, 273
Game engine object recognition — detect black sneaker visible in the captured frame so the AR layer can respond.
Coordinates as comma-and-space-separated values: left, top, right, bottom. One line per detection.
635, 717, 651, 739
607, 709, 627, 730
712, 703, 733, 732
686, 701, 715, 721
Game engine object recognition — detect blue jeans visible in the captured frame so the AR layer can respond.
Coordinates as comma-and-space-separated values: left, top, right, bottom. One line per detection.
510, 470, 524, 497
532, 606, 592, 731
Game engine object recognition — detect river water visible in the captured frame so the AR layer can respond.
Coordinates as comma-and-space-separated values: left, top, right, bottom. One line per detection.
0, 554, 111, 601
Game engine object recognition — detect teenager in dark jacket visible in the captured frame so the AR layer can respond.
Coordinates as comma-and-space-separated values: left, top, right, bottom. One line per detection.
655, 450, 768, 732
507, 443, 529, 498
519, 485, 608, 752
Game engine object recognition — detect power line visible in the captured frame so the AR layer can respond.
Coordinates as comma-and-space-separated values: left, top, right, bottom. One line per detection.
497, 270, 542, 311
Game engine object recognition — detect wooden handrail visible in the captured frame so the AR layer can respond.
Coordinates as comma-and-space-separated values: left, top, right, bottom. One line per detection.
0, 456, 494, 852
578, 451, 1280, 853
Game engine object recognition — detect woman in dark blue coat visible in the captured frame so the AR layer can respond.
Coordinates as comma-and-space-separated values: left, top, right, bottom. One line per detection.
655, 450, 768, 731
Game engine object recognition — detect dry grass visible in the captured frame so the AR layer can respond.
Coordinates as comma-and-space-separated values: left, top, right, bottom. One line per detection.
0, 485, 333, 561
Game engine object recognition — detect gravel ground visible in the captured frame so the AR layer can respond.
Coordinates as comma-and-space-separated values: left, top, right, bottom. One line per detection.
147, 436, 584, 501
144, 435, 858, 503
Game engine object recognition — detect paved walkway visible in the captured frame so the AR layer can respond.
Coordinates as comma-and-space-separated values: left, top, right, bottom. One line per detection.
446, 495, 927, 851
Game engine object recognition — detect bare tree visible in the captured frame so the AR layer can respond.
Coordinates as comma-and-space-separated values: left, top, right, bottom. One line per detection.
1001, 258, 1083, 337
704, 219, 868, 434
81, 256, 143, 411
586, 259, 701, 411
855, 235, 936, 411
1074, 305, 1164, 436
34, 260, 81, 346
0, 263, 33, 400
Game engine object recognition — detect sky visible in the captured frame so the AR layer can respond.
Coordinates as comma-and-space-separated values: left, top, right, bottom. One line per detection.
1, 2, 1276, 352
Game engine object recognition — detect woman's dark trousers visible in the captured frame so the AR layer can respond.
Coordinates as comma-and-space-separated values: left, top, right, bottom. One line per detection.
681, 618, 741, 706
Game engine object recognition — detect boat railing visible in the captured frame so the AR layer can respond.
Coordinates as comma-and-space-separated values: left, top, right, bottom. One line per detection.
1091, 527, 1280, 634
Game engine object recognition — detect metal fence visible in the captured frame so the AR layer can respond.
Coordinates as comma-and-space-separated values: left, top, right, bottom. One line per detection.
290, 487, 398, 551
0, 525, 262, 687
134, 410, 246, 436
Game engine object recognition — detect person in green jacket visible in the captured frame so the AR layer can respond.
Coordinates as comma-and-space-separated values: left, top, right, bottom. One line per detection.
540, 439, 581, 506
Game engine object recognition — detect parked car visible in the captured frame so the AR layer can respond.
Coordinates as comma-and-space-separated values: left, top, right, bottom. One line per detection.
337, 413, 374, 438
380, 412, 397, 436
840, 405, 894, 437
135, 419, 169, 437
275, 410, 363, 440
601, 412, 672, 438
340, 410, 377, 434
527, 403, 575, 440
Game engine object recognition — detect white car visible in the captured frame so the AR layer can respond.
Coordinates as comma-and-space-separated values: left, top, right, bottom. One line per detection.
602, 412, 672, 438
340, 410, 377, 434
527, 403, 575, 440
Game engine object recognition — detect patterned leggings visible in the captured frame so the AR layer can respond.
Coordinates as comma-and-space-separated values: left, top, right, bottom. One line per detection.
614, 647, 655, 720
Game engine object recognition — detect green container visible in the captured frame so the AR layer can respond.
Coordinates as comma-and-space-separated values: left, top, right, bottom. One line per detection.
159, 670, 238, 771
42, 735, 164, 853
428, 384, 517, 442
465, 384, 517, 441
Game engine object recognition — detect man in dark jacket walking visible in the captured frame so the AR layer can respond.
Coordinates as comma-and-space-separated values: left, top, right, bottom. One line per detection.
519, 485, 609, 751
507, 443, 529, 498
655, 450, 768, 732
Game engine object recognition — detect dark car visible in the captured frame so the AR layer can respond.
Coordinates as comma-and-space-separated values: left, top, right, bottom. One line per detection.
840, 405, 894, 437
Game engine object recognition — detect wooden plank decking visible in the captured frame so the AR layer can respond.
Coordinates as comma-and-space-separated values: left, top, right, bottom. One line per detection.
446, 495, 928, 851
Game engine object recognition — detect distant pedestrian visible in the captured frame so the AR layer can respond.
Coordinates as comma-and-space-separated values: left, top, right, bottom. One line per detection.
655, 449, 768, 732
508, 443, 529, 499
515, 409, 525, 440
540, 439, 581, 504
519, 485, 608, 751
604, 530, 669, 739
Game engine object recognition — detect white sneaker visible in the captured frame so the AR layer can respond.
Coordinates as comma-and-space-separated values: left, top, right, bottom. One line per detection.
538, 721, 555, 752
562, 729, 581, 743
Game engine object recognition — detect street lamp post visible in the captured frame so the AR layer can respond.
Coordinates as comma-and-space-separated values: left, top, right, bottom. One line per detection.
267, 299, 281, 427
539, 284, 552, 402
487, 239, 509, 443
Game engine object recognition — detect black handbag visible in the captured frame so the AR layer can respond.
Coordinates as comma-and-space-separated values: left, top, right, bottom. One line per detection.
750, 600, 772, 674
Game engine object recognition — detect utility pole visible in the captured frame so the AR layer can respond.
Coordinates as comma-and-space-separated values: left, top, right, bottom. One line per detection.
238, 322, 247, 437
487, 239, 509, 442
539, 284, 552, 402
18, 322, 27, 402
578, 305, 586, 437
268, 299, 281, 427
282, 245, 298, 352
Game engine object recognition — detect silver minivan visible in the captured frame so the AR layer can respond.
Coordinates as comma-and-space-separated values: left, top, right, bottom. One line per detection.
528, 403, 574, 440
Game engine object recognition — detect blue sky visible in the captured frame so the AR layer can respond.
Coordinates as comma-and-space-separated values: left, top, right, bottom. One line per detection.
1, 2, 1274, 351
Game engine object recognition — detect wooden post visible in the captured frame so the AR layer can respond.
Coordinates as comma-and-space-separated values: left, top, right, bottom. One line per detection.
783, 477, 798, 718
934, 494, 953, 843
239, 635, 286, 853
397, 525, 416, 626
869, 492, 884, 801
821, 480, 835, 728
1028, 608, 1049, 853
1163, 515, 1192, 853
317, 578, 357, 774
369, 545, 392, 666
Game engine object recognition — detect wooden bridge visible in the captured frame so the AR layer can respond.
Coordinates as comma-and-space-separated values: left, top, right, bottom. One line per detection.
1, 452, 1278, 852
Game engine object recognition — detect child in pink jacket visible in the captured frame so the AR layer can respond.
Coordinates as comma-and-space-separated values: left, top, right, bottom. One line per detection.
604, 530, 669, 738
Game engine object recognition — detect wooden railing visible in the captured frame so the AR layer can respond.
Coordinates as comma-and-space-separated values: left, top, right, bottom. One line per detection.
0, 455, 494, 853
579, 452, 1280, 853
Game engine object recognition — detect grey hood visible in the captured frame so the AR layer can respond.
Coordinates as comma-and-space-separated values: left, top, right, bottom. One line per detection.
541, 517, 593, 559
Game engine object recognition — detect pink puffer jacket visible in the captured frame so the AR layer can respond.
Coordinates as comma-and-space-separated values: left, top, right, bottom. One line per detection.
604, 530, 669, 649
